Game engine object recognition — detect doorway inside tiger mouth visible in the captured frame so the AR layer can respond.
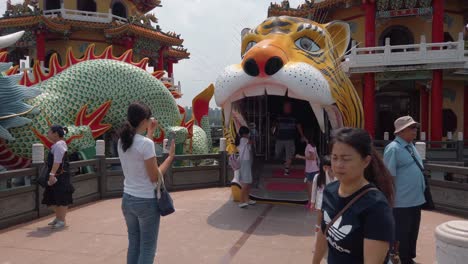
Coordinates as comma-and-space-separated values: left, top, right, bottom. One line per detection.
232, 94, 331, 204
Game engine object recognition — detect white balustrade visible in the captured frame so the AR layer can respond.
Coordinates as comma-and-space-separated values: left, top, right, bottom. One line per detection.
344, 32, 467, 73
219, 138, 226, 152
96, 140, 105, 156
163, 139, 169, 154
420, 132, 426, 141
415, 142, 426, 160
447, 131, 453, 141
32, 143, 44, 164
43, 8, 127, 24
383, 132, 389, 141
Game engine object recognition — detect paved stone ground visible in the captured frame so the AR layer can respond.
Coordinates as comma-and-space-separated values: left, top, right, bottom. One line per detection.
0, 188, 464, 264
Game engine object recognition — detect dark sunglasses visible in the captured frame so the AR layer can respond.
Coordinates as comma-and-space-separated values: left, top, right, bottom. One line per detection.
408, 125, 419, 129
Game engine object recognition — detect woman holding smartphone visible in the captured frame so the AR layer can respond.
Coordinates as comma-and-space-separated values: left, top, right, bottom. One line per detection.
118, 102, 175, 264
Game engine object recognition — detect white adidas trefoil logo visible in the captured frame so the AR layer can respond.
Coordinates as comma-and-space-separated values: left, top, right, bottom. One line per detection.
324, 211, 353, 241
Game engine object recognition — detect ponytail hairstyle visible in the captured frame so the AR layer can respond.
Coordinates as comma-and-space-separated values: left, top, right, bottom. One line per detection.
119, 102, 152, 152
316, 155, 331, 189
235, 126, 250, 146
50, 124, 68, 138
330, 128, 395, 206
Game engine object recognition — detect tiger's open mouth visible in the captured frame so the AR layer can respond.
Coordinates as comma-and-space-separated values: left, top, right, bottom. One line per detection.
214, 62, 344, 132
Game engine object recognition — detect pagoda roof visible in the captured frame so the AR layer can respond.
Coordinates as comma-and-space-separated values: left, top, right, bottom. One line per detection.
0, 15, 183, 46
165, 47, 190, 59
268, 0, 357, 18
128, 0, 162, 13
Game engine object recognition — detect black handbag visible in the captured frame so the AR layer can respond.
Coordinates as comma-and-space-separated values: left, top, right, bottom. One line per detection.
36, 163, 49, 188
404, 145, 435, 210
155, 169, 175, 216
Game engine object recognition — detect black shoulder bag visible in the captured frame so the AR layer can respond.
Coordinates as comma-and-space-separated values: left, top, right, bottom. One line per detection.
403, 145, 435, 210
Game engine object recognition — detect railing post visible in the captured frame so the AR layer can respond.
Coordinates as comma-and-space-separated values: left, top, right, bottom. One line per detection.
420, 132, 426, 141
457, 132, 464, 162
384, 38, 391, 64
96, 140, 107, 198
420, 35, 427, 62
383, 132, 389, 141
219, 138, 227, 186
415, 142, 427, 161
458, 32, 465, 60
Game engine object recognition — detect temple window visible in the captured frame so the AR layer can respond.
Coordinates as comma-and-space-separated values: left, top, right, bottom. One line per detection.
77, 0, 97, 13
111, 1, 127, 18
44, 0, 61, 10
379, 25, 414, 51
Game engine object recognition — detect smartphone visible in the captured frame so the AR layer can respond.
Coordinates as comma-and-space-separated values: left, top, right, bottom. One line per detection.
165, 132, 176, 151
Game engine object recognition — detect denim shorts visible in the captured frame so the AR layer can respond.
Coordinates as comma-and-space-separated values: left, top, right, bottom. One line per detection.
305, 172, 318, 182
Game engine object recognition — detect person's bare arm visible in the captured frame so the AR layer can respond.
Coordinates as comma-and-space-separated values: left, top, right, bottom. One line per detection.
312, 223, 328, 264
363, 239, 390, 264
304, 150, 316, 160
144, 140, 175, 182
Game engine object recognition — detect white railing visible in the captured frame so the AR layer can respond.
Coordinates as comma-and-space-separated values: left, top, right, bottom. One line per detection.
43, 7, 127, 24
343, 32, 468, 73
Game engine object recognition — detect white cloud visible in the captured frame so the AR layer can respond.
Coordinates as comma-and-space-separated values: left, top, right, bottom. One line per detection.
0, 0, 308, 108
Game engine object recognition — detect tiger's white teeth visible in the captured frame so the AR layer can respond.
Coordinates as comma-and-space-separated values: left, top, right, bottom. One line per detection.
244, 86, 266, 97
310, 103, 326, 133
265, 86, 286, 96
223, 102, 232, 127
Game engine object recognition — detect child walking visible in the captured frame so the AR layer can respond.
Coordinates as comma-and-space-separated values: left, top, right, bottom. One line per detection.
236, 126, 256, 208
295, 134, 319, 209
310, 156, 336, 231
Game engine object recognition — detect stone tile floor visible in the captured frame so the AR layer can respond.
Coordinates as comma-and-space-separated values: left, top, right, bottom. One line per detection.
0, 188, 463, 264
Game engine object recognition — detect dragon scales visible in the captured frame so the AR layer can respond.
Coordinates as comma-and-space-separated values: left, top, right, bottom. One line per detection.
0, 32, 213, 170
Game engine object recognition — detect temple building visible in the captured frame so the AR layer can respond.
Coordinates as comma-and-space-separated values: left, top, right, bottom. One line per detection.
269, 0, 468, 141
0, 0, 189, 83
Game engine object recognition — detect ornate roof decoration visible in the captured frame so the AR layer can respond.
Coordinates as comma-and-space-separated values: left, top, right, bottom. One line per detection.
268, 0, 359, 19
165, 47, 190, 59
128, 0, 162, 13
3, 0, 40, 18
104, 24, 183, 46
0, 16, 183, 46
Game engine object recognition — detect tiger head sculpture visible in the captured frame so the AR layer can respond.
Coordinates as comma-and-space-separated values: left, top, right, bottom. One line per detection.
214, 16, 363, 148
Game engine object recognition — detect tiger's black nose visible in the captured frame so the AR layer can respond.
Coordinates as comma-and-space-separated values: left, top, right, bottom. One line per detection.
265, 57, 284, 76
243, 58, 260, 77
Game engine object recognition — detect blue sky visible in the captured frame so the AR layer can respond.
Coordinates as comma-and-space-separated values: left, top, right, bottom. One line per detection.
1, 0, 308, 107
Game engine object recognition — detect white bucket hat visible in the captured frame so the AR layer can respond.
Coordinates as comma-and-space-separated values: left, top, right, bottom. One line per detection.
394, 116, 420, 134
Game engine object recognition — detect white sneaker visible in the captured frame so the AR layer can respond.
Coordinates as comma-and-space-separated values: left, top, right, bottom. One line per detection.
51, 220, 65, 229
247, 200, 256, 205
238, 203, 248, 208
47, 218, 58, 226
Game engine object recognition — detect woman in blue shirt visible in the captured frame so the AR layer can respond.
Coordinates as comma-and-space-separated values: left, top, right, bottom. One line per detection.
313, 128, 395, 264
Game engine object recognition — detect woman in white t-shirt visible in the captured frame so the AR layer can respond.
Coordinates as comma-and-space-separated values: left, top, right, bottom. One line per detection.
236, 126, 256, 208
118, 102, 175, 264
310, 156, 336, 232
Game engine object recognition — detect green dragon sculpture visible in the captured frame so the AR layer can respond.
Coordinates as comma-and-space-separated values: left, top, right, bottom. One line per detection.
0, 36, 213, 170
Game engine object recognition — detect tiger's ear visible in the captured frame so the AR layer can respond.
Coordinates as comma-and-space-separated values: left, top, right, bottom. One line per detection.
241, 28, 251, 39
325, 21, 350, 58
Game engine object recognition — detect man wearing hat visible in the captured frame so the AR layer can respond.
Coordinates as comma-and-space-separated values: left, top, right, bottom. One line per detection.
383, 116, 426, 264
